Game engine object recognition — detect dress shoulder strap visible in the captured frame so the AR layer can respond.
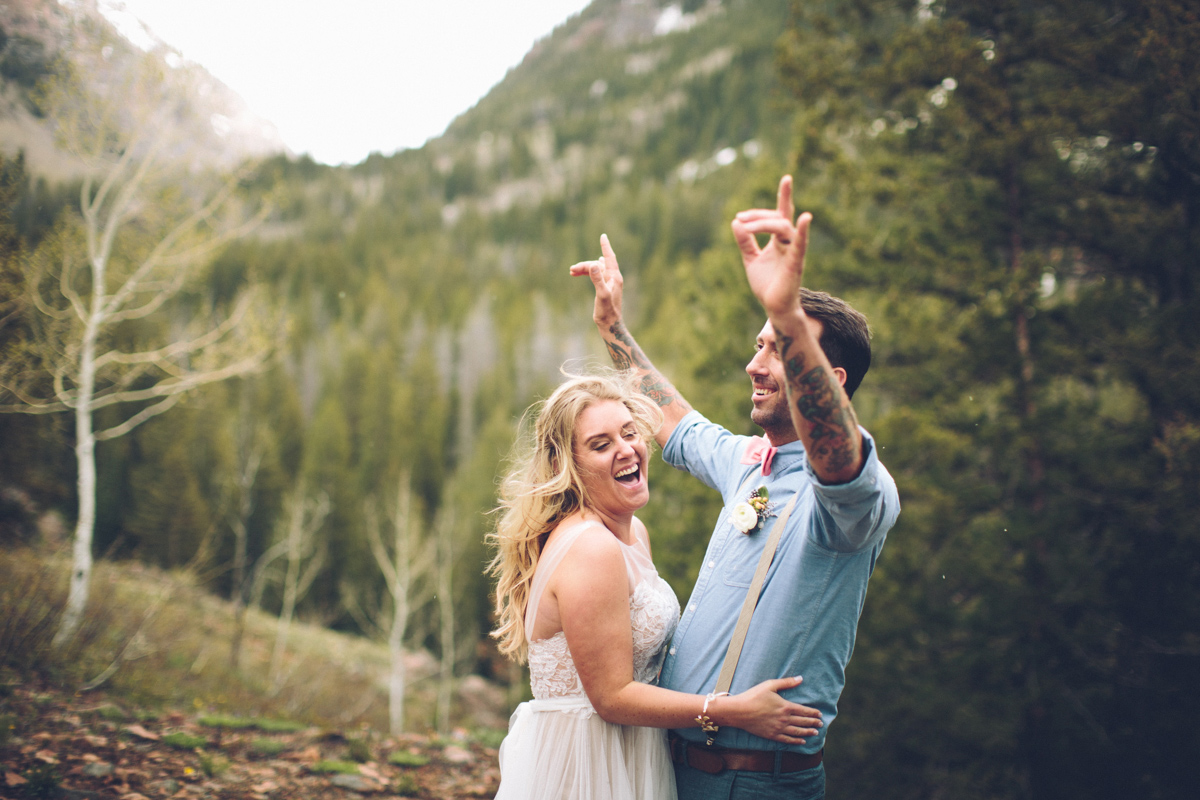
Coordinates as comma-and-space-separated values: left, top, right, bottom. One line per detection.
524, 520, 607, 643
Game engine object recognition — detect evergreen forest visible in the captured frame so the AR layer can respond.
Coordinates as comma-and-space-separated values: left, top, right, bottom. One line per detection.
1, 0, 1197, 797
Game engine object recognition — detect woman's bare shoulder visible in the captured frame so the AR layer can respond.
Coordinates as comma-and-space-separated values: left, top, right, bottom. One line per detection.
549, 519, 624, 578
632, 516, 650, 549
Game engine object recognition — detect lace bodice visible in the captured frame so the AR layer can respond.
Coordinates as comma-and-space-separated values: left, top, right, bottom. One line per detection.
525, 522, 680, 702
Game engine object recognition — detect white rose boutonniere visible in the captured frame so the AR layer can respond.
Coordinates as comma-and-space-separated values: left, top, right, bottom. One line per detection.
731, 502, 759, 533
731, 486, 772, 534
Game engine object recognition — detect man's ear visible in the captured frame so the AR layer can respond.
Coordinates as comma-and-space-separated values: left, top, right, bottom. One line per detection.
832, 366, 847, 387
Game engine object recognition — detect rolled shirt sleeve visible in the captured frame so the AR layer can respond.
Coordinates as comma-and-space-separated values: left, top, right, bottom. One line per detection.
806, 431, 900, 553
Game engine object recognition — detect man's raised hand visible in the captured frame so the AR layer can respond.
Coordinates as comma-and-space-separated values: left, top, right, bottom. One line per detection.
569, 233, 624, 329
731, 175, 812, 318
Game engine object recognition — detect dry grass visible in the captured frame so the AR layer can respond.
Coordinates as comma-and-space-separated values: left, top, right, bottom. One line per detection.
0, 545, 447, 732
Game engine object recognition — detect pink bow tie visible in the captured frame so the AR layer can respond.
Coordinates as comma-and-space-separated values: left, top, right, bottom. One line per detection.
740, 436, 778, 476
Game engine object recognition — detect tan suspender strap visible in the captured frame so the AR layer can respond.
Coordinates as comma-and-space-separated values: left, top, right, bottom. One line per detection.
712, 489, 800, 695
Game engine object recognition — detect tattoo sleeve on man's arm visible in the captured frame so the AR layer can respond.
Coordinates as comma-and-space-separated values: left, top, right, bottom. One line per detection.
603, 322, 676, 408
780, 335, 860, 474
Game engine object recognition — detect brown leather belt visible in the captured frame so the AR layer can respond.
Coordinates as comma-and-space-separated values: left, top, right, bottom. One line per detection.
668, 732, 823, 775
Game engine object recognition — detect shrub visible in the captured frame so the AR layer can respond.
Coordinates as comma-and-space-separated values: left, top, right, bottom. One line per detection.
198, 714, 255, 729
387, 750, 431, 768
92, 704, 128, 721
346, 736, 373, 763
254, 718, 304, 733
250, 738, 288, 757
311, 760, 360, 775
197, 751, 229, 778
393, 773, 420, 796
162, 732, 208, 749
0, 551, 66, 671
20, 763, 60, 799
0, 548, 113, 676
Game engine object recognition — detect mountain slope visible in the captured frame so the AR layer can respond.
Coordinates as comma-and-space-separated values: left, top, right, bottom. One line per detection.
2, 0, 803, 640
0, 0, 283, 180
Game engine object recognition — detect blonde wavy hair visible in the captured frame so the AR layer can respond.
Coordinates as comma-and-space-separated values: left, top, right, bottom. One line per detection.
487, 370, 663, 663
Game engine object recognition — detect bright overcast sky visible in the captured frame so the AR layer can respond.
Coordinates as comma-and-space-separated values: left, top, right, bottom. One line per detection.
101, 0, 594, 166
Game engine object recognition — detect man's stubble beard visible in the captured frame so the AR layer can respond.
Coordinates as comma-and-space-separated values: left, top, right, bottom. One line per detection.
751, 398, 795, 441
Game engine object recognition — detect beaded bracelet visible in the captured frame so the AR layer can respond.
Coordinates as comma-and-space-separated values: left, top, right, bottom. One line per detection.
694, 691, 729, 746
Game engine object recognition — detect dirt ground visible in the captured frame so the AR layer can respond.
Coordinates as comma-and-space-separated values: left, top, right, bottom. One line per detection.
0, 678, 502, 799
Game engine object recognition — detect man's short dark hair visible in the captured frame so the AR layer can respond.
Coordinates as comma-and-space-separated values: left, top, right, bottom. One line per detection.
800, 288, 871, 399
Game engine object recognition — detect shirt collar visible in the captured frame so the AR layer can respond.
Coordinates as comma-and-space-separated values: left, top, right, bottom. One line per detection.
765, 438, 806, 476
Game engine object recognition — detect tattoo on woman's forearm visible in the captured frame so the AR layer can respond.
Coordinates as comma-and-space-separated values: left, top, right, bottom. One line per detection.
605, 340, 633, 371
640, 375, 676, 407
603, 322, 675, 406
610, 322, 653, 370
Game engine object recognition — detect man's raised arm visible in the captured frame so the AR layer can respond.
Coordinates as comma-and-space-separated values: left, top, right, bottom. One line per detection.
731, 177, 864, 484
570, 234, 693, 448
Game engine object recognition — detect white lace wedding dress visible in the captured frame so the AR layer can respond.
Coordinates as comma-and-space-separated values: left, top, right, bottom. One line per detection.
495, 520, 680, 800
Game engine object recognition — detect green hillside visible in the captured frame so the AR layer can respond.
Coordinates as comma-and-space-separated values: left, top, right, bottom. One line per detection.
3, 0, 1198, 797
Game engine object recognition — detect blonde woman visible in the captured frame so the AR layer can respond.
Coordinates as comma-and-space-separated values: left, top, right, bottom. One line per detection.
489, 373, 822, 800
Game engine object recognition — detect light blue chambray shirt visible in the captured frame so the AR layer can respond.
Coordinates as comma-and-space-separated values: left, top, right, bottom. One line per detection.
659, 411, 900, 754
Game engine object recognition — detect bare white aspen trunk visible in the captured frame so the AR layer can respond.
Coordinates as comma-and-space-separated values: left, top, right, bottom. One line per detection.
364, 473, 422, 736
387, 614, 407, 734
387, 477, 413, 735
387, 553, 409, 735
229, 511, 250, 669
268, 488, 327, 690
248, 539, 288, 612
436, 510, 455, 734
266, 491, 328, 690
269, 501, 303, 687
53, 319, 98, 648
229, 431, 261, 670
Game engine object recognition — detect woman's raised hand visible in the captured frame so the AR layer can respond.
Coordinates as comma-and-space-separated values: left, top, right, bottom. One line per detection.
569, 233, 625, 330
718, 676, 823, 745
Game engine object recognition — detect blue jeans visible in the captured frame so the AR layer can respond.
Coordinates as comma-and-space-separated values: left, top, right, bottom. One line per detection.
673, 760, 826, 800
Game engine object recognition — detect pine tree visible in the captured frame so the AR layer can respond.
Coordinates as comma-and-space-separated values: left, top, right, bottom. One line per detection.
774, 1, 1200, 796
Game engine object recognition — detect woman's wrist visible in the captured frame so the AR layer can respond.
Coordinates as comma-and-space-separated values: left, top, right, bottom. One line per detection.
710, 692, 742, 727
695, 691, 730, 743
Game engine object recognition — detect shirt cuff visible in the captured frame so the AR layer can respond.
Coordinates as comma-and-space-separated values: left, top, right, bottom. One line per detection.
805, 427, 884, 499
